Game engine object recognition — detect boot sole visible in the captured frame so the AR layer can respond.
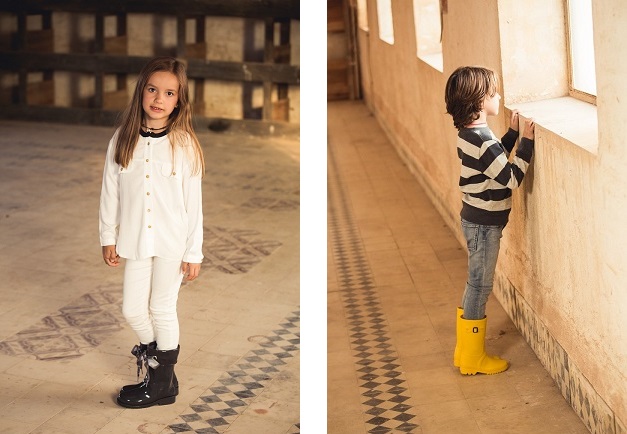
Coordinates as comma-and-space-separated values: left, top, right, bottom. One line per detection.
116, 395, 176, 408
460, 365, 509, 375
121, 385, 179, 395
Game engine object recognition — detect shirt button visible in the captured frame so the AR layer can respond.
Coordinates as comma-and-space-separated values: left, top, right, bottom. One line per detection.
146, 175, 150, 178
147, 192, 150, 196
148, 225, 152, 228
172, 171, 176, 176
146, 159, 149, 162
147, 209, 151, 212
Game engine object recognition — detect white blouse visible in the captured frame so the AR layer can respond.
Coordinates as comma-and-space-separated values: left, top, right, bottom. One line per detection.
99, 130, 204, 263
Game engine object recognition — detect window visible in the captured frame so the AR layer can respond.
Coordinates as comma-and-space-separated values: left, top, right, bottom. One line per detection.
376, 0, 394, 44
566, 0, 596, 103
412, 0, 443, 71
356, 0, 369, 31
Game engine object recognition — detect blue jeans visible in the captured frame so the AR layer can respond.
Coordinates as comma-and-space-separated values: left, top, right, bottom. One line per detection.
461, 219, 504, 320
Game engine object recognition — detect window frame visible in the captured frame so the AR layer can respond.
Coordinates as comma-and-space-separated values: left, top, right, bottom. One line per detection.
356, 0, 369, 32
376, 0, 394, 45
565, 0, 597, 105
412, 0, 443, 72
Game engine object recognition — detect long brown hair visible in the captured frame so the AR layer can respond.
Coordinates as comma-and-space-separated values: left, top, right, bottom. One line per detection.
444, 66, 499, 130
114, 56, 205, 176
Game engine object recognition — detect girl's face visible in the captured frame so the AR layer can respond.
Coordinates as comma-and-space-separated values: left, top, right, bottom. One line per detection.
483, 91, 501, 116
142, 71, 180, 126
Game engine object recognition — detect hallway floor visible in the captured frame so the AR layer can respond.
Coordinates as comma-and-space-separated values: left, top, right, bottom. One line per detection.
327, 101, 589, 434
0, 120, 299, 433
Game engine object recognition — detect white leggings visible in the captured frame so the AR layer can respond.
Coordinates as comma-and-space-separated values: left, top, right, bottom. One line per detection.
122, 257, 184, 351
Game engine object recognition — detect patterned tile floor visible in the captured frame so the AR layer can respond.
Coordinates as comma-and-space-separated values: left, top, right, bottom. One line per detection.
0, 287, 124, 361
165, 311, 299, 433
328, 144, 418, 433
0, 120, 299, 434
202, 225, 283, 274
327, 101, 590, 434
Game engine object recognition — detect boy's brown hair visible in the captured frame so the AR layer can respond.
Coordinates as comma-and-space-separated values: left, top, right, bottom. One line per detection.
445, 66, 499, 130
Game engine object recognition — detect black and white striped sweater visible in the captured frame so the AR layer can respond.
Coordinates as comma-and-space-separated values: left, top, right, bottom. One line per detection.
456, 126, 534, 226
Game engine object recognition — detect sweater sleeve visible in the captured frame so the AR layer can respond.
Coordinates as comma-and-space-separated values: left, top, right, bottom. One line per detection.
99, 136, 121, 247
480, 136, 534, 190
500, 128, 519, 155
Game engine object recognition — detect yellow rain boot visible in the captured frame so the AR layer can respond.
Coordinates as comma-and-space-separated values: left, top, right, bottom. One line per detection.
453, 307, 463, 367
459, 316, 508, 375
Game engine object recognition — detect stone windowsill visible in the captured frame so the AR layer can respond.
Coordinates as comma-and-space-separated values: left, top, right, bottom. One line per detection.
506, 96, 598, 154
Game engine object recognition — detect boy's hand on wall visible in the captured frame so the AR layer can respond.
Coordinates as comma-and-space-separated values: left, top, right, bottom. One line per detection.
523, 118, 535, 140
510, 109, 520, 131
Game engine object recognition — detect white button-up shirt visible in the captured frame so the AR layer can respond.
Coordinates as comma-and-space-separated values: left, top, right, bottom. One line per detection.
99, 129, 203, 263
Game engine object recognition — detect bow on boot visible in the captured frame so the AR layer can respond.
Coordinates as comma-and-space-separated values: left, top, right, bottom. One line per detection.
120, 341, 156, 393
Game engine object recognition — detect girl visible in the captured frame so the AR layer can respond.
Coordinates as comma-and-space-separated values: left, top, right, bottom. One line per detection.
99, 57, 205, 408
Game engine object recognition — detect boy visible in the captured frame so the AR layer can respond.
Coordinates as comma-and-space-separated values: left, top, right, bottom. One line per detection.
444, 66, 535, 375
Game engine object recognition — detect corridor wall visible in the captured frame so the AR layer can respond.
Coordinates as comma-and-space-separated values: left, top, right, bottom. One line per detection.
355, 0, 627, 432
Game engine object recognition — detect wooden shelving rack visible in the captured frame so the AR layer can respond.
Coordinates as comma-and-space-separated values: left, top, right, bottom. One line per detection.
0, 0, 300, 126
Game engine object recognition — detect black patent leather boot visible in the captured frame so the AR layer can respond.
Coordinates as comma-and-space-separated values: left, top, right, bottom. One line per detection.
121, 342, 179, 394
117, 345, 179, 408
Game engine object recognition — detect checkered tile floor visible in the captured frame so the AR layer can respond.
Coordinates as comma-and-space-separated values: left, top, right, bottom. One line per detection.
328, 146, 419, 433
164, 311, 300, 433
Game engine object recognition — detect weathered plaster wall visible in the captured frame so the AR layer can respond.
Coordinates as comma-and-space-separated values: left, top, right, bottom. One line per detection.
357, 0, 627, 431
586, 0, 627, 424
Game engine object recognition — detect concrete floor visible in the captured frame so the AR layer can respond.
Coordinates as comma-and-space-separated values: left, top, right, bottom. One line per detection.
327, 101, 590, 434
0, 120, 299, 433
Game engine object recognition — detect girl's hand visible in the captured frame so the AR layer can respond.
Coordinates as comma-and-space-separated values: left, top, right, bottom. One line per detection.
510, 109, 520, 132
523, 118, 535, 140
182, 262, 201, 281
102, 245, 120, 267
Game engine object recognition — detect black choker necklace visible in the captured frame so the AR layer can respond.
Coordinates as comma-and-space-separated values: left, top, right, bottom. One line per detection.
142, 124, 168, 133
